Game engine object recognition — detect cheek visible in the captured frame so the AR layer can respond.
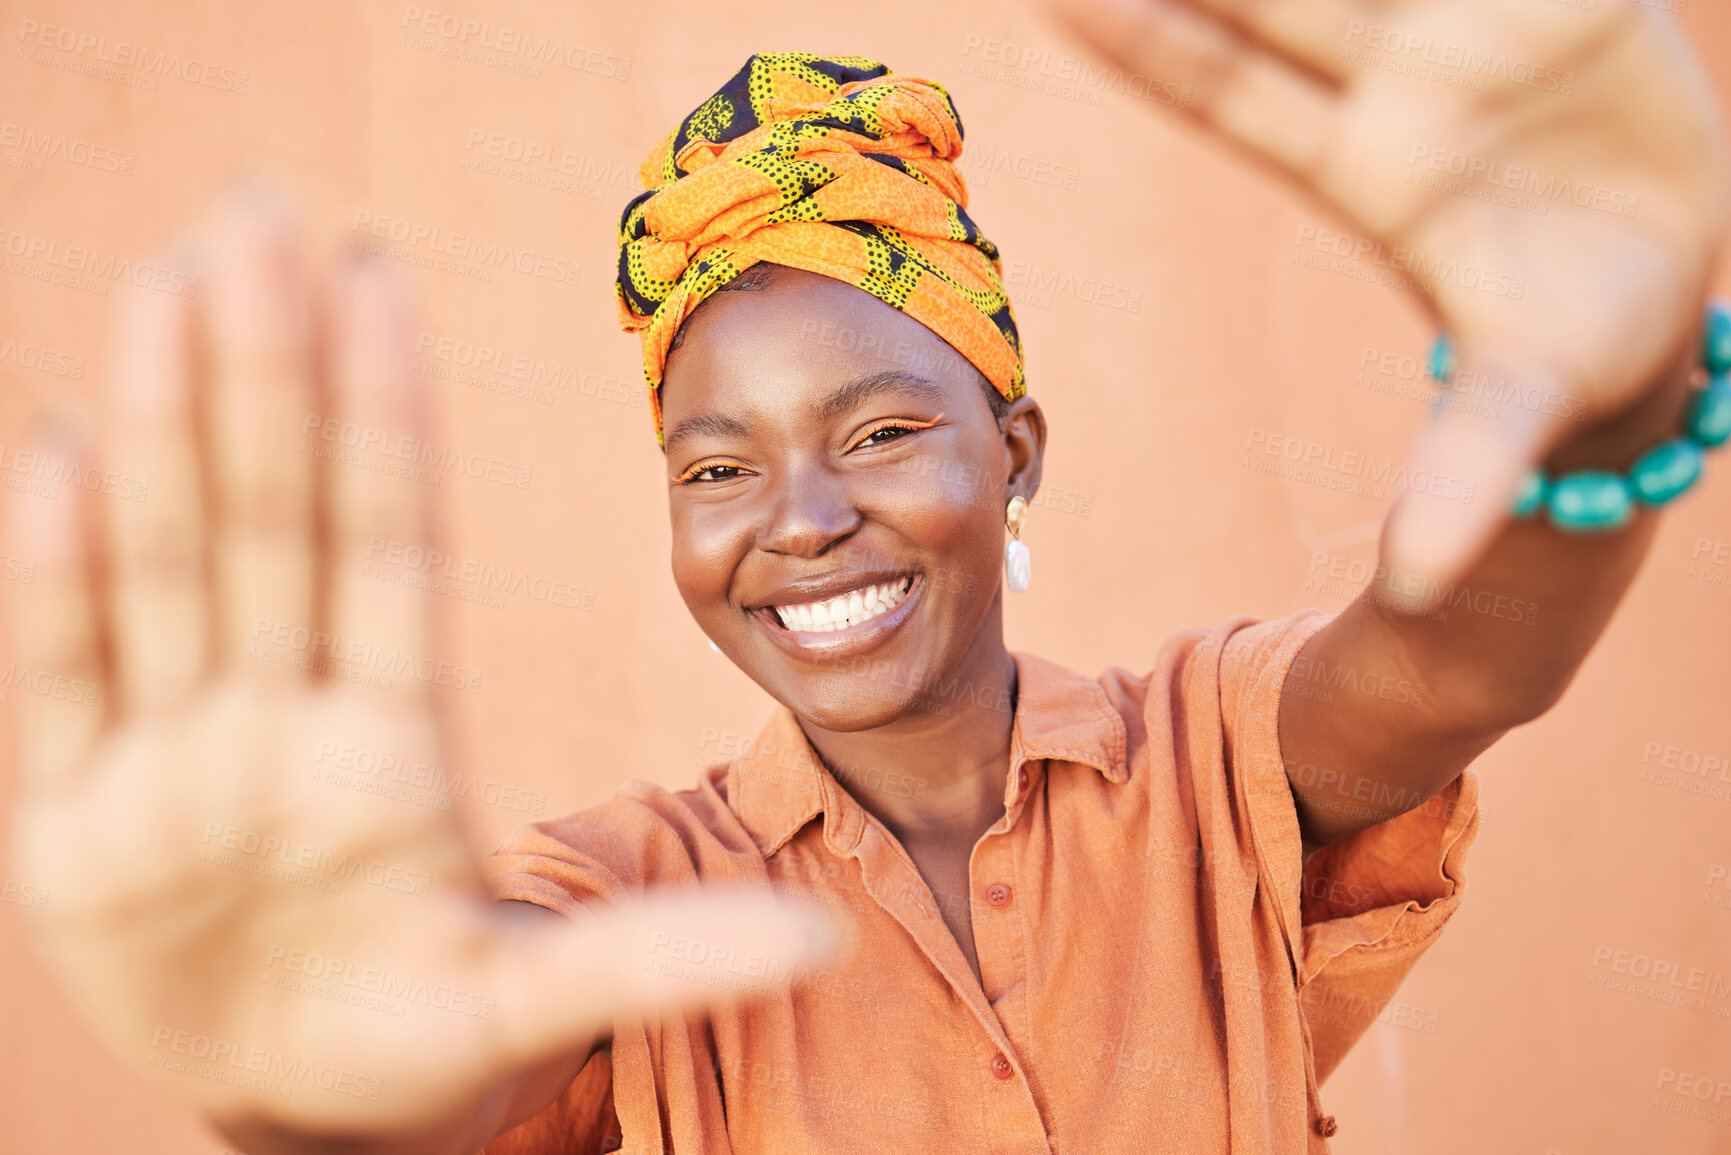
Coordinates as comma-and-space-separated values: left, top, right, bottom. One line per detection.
669, 503, 751, 616
864, 461, 1003, 590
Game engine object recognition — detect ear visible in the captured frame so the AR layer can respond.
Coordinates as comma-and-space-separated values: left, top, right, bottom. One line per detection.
1001, 396, 1047, 506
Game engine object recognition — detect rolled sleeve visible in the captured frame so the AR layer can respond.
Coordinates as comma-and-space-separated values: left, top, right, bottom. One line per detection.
1218, 608, 1483, 1083
483, 828, 615, 919
479, 782, 722, 917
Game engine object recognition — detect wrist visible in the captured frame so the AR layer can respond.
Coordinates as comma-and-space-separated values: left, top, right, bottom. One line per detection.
1543, 341, 1699, 476
1431, 298, 1731, 531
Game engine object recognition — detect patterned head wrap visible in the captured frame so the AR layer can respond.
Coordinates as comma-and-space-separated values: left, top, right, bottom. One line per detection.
615, 52, 1026, 445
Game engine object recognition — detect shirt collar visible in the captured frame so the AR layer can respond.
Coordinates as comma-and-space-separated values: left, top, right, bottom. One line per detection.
725, 650, 1129, 859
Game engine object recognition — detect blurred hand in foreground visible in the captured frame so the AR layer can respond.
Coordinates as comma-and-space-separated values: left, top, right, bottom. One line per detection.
5, 189, 840, 1139
1045, 0, 1730, 583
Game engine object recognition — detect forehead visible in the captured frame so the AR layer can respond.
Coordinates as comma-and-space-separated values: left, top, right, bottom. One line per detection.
660, 267, 980, 423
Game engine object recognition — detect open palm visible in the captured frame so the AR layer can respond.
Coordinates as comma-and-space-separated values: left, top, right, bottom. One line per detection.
4, 196, 836, 1139
1047, 0, 1730, 576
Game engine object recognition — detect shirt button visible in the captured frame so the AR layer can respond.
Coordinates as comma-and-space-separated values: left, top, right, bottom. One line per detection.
991, 1052, 1014, 1079
985, 883, 1013, 908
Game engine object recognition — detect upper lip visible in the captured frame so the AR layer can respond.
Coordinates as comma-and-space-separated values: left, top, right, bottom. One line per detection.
744, 568, 917, 610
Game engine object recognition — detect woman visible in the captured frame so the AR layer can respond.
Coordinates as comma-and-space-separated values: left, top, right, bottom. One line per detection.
8, 4, 1727, 1155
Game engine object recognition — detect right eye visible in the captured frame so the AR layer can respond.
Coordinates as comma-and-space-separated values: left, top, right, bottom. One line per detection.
677, 461, 753, 484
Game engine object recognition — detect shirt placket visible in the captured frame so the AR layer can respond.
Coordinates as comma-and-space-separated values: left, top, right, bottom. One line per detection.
830, 758, 1052, 1155
972, 757, 1033, 1044
970, 756, 1044, 1151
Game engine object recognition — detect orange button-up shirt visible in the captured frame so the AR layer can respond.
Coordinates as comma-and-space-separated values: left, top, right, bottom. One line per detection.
482, 610, 1480, 1154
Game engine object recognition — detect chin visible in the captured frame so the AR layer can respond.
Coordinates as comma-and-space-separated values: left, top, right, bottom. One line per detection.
763, 666, 932, 735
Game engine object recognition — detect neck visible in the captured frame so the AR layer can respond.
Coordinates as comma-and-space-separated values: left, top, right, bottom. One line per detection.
795, 615, 1018, 850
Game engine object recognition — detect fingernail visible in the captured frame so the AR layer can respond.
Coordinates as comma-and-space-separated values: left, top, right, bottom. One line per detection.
802, 909, 846, 958
231, 173, 293, 218
28, 406, 87, 456
218, 175, 301, 246
164, 234, 206, 279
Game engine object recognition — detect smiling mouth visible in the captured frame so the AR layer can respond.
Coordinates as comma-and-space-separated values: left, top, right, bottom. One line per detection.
766, 575, 915, 633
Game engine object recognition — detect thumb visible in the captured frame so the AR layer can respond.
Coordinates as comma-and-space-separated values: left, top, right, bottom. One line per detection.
1379, 356, 1576, 599
481, 885, 849, 1068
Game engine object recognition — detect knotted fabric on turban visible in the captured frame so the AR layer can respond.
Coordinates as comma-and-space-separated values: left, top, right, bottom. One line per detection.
615, 52, 1026, 444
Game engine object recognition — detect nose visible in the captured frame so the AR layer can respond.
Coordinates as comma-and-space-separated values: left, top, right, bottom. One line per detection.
756, 463, 861, 559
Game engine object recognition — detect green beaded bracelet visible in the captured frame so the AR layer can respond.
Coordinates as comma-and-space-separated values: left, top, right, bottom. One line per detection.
1427, 299, 1731, 532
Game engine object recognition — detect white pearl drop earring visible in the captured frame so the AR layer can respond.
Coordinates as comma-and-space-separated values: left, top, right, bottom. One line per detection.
1004, 495, 1031, 594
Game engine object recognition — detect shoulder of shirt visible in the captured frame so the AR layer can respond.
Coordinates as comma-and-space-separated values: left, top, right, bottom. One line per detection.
1065, 607, 1329, 700
1034, 607, 1334, 777
496, 768, 762, 865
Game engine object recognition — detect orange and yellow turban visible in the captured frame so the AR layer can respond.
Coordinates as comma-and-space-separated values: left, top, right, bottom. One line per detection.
615, 52, 1026, 444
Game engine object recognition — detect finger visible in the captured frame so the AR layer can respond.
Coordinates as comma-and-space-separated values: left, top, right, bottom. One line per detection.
322, 256, 433, 706
201, 188, 318, 679
4, 427, 107, 785
1379, 360, 1566, 594
1186, 0, 1371, 84
1046, 0, 1342, 177
103, 258, 211, 713
484, 888, 851, 1071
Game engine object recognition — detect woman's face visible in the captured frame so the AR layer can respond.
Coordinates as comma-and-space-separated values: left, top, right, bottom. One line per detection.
659, 266, 1045, 732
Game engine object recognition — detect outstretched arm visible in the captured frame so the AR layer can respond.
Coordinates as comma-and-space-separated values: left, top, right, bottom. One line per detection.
1043, 0, 1731, 842
1278, 340, 1698, 842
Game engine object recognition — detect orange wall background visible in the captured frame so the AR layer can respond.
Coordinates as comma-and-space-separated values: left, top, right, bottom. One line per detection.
3, 2, 1731, 1152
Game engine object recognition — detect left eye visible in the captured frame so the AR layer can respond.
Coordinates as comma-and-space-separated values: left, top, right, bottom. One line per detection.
855, 425, 913, 448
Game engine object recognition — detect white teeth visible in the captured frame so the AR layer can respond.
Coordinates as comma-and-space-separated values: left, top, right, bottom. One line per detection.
770, 576, 912, 633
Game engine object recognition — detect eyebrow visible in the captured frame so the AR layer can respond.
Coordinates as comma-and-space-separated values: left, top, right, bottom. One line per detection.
662, 370, 947, 454
662, 411, 752, 454
815, 370, 946, 422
